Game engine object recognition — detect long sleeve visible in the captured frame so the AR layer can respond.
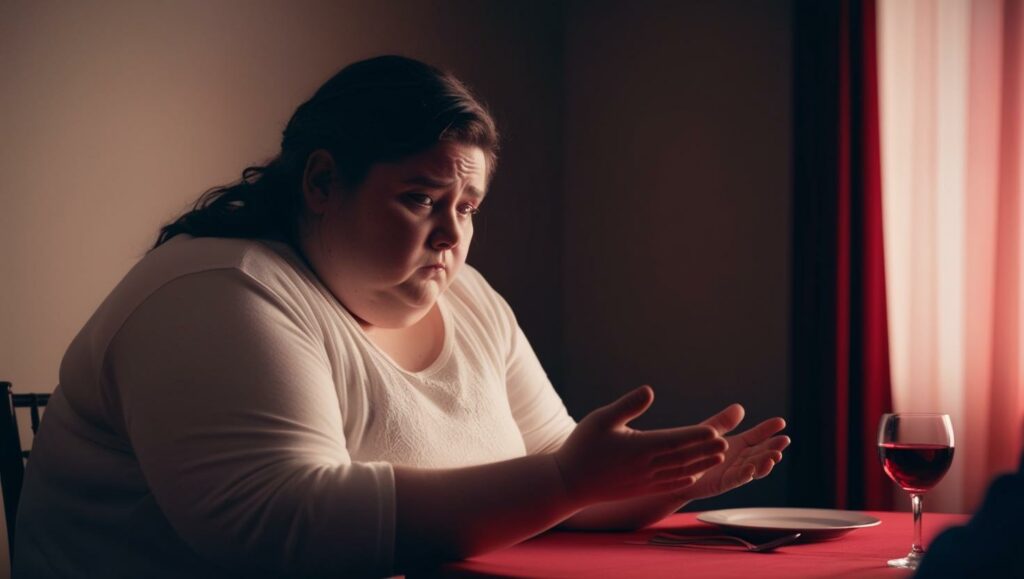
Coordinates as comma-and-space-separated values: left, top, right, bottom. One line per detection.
108, 268, 395, 577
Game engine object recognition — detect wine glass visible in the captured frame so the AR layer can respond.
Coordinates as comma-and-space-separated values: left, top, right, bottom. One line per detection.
877, 413, 955, 570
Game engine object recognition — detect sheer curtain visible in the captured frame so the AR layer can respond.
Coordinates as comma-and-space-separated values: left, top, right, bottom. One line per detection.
878, 0, 1023, 512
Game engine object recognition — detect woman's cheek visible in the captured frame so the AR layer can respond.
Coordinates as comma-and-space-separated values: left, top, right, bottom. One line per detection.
459, 224, 474, 255
381, 227, 424, 269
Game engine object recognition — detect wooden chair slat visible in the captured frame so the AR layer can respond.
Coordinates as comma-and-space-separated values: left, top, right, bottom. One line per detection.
2, 382, 51, 565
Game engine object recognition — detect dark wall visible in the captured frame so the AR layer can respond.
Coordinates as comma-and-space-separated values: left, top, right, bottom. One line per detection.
559, 0, 794, 508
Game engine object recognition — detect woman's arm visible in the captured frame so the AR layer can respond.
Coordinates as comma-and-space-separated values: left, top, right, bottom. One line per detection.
393, 385, 727, 571
558, 492, 694, 531
113, 271, 399, 576
394, 454, 572, 567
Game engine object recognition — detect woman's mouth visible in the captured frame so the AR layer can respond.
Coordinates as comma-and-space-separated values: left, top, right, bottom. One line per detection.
420, 263, 447, 277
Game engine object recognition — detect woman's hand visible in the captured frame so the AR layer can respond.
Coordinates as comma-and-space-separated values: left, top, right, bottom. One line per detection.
552, 386, 729, 505
678, 403, 790, 501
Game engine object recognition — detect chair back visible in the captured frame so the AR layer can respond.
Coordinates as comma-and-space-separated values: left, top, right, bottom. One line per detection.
1, 382, 50, 561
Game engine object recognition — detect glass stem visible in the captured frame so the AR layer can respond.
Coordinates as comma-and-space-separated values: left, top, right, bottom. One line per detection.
911, 493, 924, 554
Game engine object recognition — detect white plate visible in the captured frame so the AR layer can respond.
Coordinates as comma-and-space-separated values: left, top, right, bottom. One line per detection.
697, 508, 881, 542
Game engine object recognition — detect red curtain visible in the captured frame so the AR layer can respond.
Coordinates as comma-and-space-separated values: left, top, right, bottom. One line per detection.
790, 0, 893, 510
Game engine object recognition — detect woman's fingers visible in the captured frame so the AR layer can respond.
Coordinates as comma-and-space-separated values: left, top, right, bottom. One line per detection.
648, 438, 728, 469
738, 417, 787, 446
740, 448, 784, 479
640, 424, 719, 453
651, 475, 698, 495
653, 455, 725, 482
591, 385, 655, 429
731, 436, 787, 470
768, 434, 792, 451
700, 403, 745, 435
741, 435, 790, 460
758, 451, 784, 477
740, 433, 790, 454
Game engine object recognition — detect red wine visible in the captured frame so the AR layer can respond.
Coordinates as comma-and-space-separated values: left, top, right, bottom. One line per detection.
878, 443, 954, 493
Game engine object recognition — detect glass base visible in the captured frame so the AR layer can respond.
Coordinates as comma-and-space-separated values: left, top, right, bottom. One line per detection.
887, 549, 925, 570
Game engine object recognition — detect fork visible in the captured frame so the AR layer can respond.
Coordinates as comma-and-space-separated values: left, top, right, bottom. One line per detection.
645, 531, 802, 553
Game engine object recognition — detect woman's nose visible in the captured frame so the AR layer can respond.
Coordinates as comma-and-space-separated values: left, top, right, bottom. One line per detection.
429, 211, 461, 250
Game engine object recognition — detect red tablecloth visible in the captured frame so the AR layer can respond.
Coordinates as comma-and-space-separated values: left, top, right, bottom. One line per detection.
422, 511, 968, 578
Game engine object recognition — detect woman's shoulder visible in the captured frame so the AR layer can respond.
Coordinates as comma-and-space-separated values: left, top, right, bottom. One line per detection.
88, 237, 313, 337
136, 235, 318, 295
446, 264, 517, 332
449, 264, 500, 303
61, 236, 319, 389
147, 235, 295, 277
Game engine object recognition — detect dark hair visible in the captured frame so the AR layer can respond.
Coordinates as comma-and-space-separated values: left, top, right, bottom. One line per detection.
153, 55, 499, 248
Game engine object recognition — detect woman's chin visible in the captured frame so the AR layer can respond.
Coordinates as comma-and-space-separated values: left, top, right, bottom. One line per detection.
399, 280, 443, 309
359, 281, 438, 326
344, 280, 443, 329
396, 269, 444, 295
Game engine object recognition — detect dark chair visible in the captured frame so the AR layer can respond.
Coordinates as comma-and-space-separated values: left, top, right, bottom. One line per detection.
1, 381, 50, 561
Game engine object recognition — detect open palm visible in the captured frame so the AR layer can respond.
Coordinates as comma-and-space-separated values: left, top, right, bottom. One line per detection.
680, 404, 790, 501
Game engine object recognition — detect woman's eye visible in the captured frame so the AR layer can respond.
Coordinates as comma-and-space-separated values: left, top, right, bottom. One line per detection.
458, 204, 480, 217
406, 193, 433, 207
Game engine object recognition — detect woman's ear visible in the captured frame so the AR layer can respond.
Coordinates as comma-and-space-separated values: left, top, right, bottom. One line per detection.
301, 149, 337, 215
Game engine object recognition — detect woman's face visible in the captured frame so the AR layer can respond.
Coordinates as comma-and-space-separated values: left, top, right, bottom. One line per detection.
302, 141, 488, 329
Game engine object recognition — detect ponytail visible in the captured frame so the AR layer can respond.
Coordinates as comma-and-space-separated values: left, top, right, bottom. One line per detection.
153, 157, 300, 248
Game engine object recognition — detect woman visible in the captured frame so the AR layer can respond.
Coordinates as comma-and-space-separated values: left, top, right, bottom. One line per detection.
14, 55, 789, 578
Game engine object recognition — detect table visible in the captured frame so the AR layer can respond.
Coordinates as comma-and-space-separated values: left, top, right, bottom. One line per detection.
423, 511, 968, 578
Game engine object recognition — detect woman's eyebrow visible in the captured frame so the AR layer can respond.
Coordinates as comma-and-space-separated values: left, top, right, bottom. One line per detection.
403, 175, 449, 188
402, 176, 486, 198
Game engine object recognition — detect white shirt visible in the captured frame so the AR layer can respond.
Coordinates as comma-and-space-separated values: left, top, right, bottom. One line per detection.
14, 236, 575, 578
